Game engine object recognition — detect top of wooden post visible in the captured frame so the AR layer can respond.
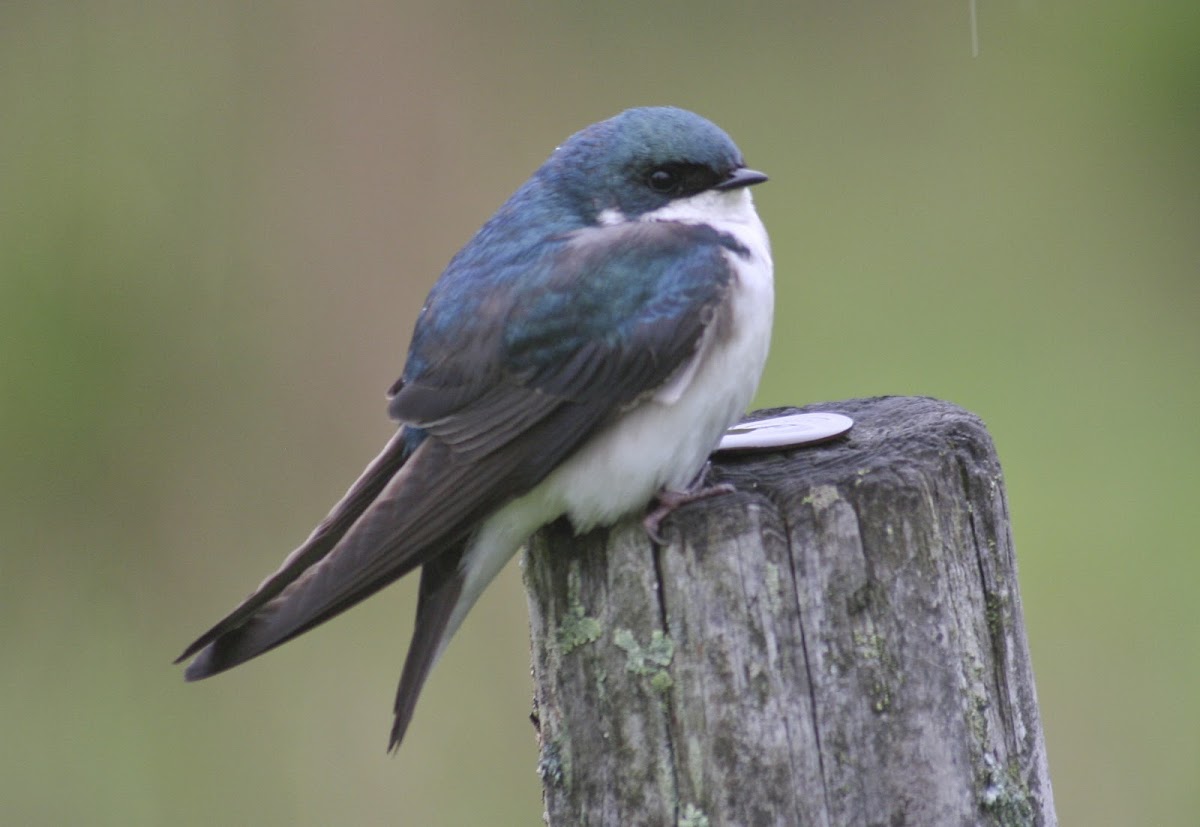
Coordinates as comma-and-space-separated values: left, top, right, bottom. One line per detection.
525, 396, 1055, 827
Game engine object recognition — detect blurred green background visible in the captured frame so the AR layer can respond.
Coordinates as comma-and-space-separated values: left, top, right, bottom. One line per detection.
2, 2, 1197, 824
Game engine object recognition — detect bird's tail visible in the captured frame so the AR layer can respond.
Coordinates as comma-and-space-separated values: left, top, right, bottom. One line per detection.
387, 489, 553, 752
388, 548, 466, 752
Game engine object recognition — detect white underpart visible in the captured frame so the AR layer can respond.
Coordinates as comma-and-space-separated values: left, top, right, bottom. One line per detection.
440, 186, 774, 656
596, 207, 626, 226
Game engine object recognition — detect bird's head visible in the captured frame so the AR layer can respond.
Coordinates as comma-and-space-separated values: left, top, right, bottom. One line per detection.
541, 106, 768, 225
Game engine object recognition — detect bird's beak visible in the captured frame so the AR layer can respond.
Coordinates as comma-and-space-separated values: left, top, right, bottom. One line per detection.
713, 167, 769, 191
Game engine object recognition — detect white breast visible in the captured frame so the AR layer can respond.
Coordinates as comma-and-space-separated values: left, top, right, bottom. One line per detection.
538, 186, 774, 531
450, 187, 773, 642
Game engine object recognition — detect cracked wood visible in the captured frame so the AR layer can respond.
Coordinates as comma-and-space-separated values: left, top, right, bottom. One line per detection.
523, 396, 1056, 827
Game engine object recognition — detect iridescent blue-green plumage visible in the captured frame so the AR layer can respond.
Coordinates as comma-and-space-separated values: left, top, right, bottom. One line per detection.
397, 107, 748, 398
176, 106, 772, 754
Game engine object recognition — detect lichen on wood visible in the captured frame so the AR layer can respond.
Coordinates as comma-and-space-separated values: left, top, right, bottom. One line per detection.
524, 396, 1056, 827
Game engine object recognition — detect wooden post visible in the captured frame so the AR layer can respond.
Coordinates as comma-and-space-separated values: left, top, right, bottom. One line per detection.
523, 396, 1056, 827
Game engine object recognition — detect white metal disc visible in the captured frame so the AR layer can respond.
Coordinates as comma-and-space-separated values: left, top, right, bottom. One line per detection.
715, 412, 854, 454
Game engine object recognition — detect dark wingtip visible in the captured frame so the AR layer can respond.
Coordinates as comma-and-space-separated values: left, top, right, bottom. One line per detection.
174, 636, 208, 666
175, 620, 228, 668
387, 712, 411, 755
181, 647, 217, 682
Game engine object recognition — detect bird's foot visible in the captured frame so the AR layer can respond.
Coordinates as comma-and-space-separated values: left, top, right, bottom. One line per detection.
642, 478, 736, 544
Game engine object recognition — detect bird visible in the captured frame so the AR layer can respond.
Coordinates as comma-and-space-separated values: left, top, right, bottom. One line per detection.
176, 106, 773, 753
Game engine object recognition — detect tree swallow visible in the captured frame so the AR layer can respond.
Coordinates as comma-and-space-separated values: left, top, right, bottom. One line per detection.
176, 106, 773, 752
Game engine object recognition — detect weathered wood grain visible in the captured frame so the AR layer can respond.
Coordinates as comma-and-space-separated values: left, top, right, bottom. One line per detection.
524, 396, 1055, 827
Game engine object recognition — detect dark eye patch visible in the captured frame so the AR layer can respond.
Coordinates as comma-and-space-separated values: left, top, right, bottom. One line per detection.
642, 162, 722, 198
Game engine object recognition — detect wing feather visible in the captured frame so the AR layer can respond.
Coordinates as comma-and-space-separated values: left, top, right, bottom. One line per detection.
180, 220, 741, 679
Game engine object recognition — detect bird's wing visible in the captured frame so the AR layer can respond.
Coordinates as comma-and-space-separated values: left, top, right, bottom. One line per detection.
175, 428, 412, 666
177, 220, 742, 683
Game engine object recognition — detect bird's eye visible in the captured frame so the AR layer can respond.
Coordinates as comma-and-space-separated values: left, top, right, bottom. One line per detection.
647, 168, 678, 194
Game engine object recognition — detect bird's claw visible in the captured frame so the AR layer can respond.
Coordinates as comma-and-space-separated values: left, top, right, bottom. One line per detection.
642, 482, 736, 544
